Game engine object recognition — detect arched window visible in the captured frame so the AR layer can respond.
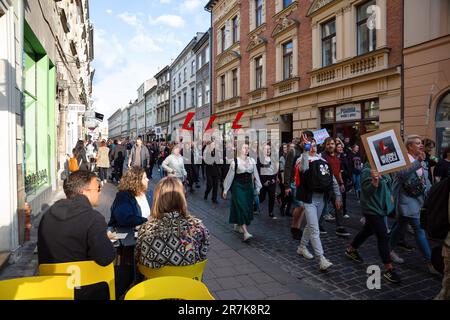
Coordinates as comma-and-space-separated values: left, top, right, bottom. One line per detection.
436, 91, 450, 157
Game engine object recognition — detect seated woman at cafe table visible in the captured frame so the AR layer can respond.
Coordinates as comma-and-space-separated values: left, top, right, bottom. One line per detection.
109, 166, 153, 234
135, 176, 210, 269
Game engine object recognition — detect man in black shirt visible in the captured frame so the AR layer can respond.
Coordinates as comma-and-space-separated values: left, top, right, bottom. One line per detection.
38, 171, 115, 300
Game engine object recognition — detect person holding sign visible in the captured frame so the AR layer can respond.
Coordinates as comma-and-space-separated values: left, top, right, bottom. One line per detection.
389, 135, 438, 275
295, 134, 342, 272
345, 164, 401, 284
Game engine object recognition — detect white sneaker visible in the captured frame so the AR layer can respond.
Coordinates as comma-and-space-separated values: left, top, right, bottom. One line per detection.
390, 251, 405, 264
319, 256, 333, 271
323, 214, 335, 222
360, 217, 366, 225
234, 224, 244, 234
243, 232, 253, 242
343, 214, 350, 219
297, 246, 314, 260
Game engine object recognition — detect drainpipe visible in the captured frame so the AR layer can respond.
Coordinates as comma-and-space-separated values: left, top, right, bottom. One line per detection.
400, 0, 405, 138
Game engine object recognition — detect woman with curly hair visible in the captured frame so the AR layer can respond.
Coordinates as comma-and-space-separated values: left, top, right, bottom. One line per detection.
135, 176, 210, 269
109, 167, 153, 232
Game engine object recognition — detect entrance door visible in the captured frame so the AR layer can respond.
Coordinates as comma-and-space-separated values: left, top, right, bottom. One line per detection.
436, 91, 450, 157
335, 122, 361, 146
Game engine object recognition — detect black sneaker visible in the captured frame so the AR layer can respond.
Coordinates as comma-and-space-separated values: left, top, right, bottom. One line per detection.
397, 242, 415, 252
336, 227, 351, 237
319, 225, 327, 235
345, 249, 364, 263
383, 269, 401, 284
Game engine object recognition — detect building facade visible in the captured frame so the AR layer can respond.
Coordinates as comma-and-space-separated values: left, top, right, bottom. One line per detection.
107, 108, 123, 141
0, 0, 93, 262
403, 0, 450, 157
128, 99, 138, 139
121, 106, 130, 138
207, 0, 402, 146
193, 29, 212, 128
144, 83, 158, 141
155, 66, 170, 139
170, 34, 203, 136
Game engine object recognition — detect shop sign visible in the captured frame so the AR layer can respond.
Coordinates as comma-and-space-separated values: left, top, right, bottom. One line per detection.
336, 104, 361, 122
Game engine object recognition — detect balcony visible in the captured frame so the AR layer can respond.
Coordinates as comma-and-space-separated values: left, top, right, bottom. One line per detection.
216, 96, 240, 113
309, 48, 390, 88
273, 77, 300, 97
248, 87, 267, 103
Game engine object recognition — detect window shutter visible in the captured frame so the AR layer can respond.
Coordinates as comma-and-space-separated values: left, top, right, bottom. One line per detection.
262, 0, 266, 24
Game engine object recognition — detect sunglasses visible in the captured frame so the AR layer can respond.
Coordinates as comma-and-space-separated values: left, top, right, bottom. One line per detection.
86, 185, 102, 193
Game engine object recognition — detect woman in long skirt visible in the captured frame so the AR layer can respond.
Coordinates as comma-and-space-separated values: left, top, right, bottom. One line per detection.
223, 143, 262, 242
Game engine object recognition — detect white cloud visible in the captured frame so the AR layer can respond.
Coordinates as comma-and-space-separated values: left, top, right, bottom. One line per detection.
117, 12, 142, 28
129, 34, 163, 53
149, 14, 185, 28
94, 29, 125, 70
106, 9, 113, 15
179, 0, 202, 12
160, 0, 171, 3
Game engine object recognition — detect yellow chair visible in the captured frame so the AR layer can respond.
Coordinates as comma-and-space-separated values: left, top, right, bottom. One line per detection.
39, 261, 116, 300
124, 276, 215, 300
0, 275, 74, 300
138, 259, 208, 281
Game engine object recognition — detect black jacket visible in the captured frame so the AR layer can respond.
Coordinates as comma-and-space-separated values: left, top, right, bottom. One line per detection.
204, 147, 221, 177
38, 195, 115, 267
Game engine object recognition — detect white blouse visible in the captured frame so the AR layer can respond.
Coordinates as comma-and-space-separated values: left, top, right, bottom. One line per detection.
136, 194, 151, 219
223, 157, 262, 194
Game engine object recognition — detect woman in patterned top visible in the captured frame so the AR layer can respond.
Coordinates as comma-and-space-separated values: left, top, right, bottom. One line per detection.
135, 176, 210, 269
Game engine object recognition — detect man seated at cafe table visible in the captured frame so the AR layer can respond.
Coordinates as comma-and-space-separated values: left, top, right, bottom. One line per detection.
37, 170, 115, 300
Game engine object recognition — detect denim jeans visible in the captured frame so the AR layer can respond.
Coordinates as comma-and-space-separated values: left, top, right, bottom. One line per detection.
300, 193, 325, 258
159, 167, 166, 179
390, 215, 431, 262
352, 173, 361, 192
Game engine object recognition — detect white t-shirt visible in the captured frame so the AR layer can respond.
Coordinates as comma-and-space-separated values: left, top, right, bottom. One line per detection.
408, 154, 424, 176
136, 194, 151, 219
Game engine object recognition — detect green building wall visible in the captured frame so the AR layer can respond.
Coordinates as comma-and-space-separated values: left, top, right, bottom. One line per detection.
23, 22, 56, 192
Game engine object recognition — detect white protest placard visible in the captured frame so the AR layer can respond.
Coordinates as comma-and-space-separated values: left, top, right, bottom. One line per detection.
313, 129, 330, 145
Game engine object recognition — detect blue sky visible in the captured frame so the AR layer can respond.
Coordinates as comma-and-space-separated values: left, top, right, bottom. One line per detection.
90, 0, 210, 120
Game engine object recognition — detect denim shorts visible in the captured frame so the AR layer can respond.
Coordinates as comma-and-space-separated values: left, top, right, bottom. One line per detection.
290, 183, 304, 208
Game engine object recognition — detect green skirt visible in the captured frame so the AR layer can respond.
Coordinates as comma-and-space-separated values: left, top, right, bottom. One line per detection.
229, 181, 254, 226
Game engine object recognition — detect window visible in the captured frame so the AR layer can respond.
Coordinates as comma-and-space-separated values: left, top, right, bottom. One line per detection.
282, 41, 293, 80
191, 61, 195, 75
436, 92, 450, 157
173, 99, 176, 114
205, 46, 209, 63
232, 69, 238, 97
178, 73, 181, 87
184, 68, 187, 82
173, 78, 176, 88
220, 75, 226, 101
178, 96, 181, 112
232, 16, 238, 44
357, 0, 377, 55
191, 87, 195, 107
183, 92, 187, 109
205, 83, 210, 104
198, 85, 203, 107
255, 56, 263, 89
283, 0, 292, 9
321, 19, 336, 67
221, 26, 226, 52
255, 0, 263, 28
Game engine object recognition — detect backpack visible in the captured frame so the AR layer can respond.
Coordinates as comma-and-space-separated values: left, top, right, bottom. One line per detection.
304, 159, 333, 193
68, 157, 79, 172
420, 178, 450, 241
402, 172, 426, 198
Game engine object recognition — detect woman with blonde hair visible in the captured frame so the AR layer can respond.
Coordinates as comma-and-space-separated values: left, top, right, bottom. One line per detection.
135, 176, 210, 268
